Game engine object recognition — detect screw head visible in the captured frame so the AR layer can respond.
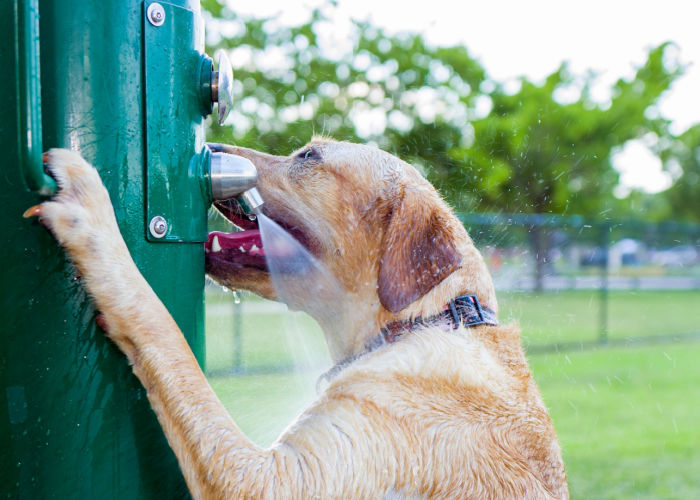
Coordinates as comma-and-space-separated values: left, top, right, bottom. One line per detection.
147, 3, 165, 26
149, 216, 168, 238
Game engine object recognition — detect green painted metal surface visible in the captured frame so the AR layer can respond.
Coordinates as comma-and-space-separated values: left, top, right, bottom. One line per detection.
144, 1, 211, 243
1, 0, 211, 497
13, 0, 56, 195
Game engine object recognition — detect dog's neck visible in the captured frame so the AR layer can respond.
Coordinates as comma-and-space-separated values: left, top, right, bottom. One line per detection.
318, 294, 497, 384
316, 237, 498, 362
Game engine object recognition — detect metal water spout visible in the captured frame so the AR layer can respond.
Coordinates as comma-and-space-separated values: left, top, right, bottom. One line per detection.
208, 147, 264, 217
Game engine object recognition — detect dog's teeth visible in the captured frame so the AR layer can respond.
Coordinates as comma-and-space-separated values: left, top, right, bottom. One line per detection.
212, 235, 222, 253
250, 244, 259, 252
239, 246, 246, 253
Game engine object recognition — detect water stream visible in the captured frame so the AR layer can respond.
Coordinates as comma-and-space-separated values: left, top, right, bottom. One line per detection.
258, 213, 345, 327
205, 214, 346, 445
256, 213, 346, 390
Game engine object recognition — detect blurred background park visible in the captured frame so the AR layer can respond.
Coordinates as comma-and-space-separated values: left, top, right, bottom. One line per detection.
201, 1, 700, 498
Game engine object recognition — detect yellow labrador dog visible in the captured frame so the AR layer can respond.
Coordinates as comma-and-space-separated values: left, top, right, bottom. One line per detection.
28, 140, 568, 499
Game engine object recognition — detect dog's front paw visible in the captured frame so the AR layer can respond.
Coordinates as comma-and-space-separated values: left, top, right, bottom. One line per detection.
26, 149, 124, 272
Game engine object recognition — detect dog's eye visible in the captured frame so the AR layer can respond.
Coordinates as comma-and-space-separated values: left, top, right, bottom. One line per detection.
296, 147, 320, 161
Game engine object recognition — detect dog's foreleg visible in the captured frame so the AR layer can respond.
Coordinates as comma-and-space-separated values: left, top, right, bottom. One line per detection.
31, 150, 337, 499
34, 151, 390, 499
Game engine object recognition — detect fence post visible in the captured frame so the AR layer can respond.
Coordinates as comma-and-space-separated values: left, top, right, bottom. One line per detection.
233, 298, 243, 373
599, 222, 610, 344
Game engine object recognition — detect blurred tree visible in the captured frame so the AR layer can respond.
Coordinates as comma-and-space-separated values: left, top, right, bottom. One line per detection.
202, 3, 681, 211
201, 1, 686, 287
448, 44, 683, 287
452, 44, 681, 215
660, 123, 700, 222
201, 1, 489, 179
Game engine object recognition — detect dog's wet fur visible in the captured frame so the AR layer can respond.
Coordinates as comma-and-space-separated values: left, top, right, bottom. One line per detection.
34, 140, 568, 499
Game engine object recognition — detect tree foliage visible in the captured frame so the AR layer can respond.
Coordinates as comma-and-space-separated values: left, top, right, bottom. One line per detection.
453, 44, 682, 215
202, 1, 687, 218
660, 123, 700, 222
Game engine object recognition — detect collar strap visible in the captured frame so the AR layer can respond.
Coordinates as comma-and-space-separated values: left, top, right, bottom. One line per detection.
379, 294, 498, 343
318, 294, 497, 389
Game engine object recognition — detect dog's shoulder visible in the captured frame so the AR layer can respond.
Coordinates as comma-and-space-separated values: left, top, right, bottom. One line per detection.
306, 325, 538, 432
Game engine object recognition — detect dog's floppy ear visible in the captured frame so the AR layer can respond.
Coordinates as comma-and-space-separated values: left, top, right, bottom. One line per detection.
378, 185, 462, 314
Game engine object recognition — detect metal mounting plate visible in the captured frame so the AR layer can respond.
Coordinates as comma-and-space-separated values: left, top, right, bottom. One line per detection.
144, 1, 208, 242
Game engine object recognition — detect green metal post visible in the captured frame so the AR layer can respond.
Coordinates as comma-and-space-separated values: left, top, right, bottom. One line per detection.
1, 0, 213, 497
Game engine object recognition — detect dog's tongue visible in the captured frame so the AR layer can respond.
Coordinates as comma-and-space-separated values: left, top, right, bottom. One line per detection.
206, 230, 265, 256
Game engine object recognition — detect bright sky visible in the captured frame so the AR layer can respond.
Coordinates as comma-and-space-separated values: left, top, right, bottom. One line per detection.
227, 0, 700, 194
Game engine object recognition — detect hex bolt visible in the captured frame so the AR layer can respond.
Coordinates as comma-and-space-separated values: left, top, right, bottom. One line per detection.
147, 3, 165, 26
149, 215, 168, 238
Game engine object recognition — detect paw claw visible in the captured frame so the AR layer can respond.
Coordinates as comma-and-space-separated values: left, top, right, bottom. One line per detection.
23, 204, 43, 218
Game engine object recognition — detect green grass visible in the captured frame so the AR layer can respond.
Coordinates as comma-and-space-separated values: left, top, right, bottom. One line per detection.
530, 343, 700, 499
208, 371, 319, 446
204, 289, 700, 498
501, 289, 700, 346
205, 295, 327, 373
205, 289, 700, 371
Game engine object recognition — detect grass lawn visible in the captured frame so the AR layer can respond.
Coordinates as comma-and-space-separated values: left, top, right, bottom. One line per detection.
530, 342, 700, 499
500, 289, 700, 347
205, 289, 700, 498
205, 289, 700, 371
205, 296, 326, 373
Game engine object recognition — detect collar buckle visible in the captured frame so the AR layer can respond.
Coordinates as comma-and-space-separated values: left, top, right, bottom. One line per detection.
453, 294, 488, 327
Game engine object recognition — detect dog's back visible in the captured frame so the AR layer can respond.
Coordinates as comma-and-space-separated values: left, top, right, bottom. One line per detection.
279, 324, 567, 499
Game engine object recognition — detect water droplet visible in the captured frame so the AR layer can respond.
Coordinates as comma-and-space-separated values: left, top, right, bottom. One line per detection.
232, 290, 241, 304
